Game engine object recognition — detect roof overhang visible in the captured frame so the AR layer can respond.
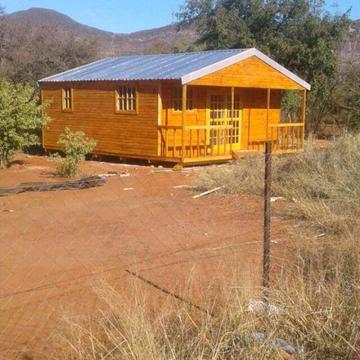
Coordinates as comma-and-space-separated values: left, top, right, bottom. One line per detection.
180, 48, 311, 90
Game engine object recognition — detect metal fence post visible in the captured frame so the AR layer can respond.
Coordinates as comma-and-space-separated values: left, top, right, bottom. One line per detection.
263, 141, 272, 304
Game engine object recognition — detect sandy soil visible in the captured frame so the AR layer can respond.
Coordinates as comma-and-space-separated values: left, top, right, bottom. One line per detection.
0, 154, 289, 358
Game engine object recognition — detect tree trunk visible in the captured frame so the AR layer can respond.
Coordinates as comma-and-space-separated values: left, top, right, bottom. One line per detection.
0, 154, 5, 169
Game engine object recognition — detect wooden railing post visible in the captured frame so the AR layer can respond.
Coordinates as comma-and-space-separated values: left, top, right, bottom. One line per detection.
181, 85, 187, 163
266, 88, 271, 139
230, 87, 234, 153
301, 90, 306, 149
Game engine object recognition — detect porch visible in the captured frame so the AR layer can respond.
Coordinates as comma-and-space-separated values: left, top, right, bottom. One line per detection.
157, 85, 306, 164
158, 122, 305, 163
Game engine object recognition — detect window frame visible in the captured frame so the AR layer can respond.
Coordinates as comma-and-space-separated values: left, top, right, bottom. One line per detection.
115, 85, 138, 114
172, 86, 195, 112
62, 88, 73, 112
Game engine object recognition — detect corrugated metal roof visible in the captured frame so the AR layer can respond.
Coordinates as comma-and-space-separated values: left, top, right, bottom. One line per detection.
38, 48, 311, 90
38, 49, 248, 82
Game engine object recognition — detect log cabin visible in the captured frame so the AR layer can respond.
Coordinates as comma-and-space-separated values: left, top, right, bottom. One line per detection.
39, 48, 311, 165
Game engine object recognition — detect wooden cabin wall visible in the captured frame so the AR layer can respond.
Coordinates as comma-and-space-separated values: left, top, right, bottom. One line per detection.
161, 82, 207, 127
41, 81, 159, 158
239, 88, 281, 149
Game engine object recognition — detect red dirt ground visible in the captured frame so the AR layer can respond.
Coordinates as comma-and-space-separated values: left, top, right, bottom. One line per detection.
0, 154, 289, 359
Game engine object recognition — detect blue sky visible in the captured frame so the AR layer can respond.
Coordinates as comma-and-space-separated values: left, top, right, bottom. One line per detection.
1, 0, 359, 33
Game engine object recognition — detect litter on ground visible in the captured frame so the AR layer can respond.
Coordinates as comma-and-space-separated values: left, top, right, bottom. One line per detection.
0, 176, 107, 196
193, 186, 224, 199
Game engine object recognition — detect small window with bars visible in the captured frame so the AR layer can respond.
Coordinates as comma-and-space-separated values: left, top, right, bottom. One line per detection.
62, 88, 72, 111
116, 86, 137, 112
173, 87, 194, 111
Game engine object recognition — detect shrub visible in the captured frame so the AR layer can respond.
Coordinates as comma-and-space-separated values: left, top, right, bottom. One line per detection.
55, 127, 96, 177
0, 80, 48, 168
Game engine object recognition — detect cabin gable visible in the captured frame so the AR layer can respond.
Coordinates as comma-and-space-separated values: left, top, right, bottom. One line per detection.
188, 56, 304, 90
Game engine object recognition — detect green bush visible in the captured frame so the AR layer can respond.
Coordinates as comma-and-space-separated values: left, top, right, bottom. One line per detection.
0, 80, 48, 168
55, 127, 96, 177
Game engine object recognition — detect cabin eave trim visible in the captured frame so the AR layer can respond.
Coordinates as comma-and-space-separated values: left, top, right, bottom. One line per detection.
181, 48, 311, 91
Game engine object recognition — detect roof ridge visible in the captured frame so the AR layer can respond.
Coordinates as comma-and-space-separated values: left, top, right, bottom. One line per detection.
107, 48, 247, 60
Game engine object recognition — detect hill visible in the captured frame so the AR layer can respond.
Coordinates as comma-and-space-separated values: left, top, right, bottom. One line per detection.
5, 7, 197, 56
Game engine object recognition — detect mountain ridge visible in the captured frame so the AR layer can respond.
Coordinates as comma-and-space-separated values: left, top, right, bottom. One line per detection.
4, 7, 360, 61
5, 7, 197, 56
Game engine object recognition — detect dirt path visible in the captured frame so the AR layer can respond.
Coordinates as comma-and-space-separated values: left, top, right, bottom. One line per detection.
0, 155, 289, 358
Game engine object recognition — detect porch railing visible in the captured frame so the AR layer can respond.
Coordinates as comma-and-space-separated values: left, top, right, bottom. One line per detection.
158, 122, 305, 161
268, 122, 305, 152
158, 124, 234, 159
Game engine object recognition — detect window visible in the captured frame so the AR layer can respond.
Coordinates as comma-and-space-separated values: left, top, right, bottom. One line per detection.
116, 86, 137, 112
62, 88, 72, 111
172, 87, 194, 111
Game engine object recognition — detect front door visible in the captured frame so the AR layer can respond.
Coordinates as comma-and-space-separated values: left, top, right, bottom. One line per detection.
207, 89, 242, 151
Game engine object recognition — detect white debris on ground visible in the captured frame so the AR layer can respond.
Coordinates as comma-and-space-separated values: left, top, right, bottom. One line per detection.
193, 186, 224, 199
248, 299, 282, 316
270, 196, 285, 202
173, 184, 195, 189
98, 171, 130, 177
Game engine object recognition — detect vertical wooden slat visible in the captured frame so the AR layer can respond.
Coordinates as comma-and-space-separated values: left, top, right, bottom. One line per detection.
173, 129, 176, 158
165, 128, 169, 157
301, 90, 306, 149
197, 129, 200, 157
189, 129, 193, 158
266, 88, 271, 140
181, 85, 187, 162
204, 128, 207, 157
157, 82, 162, 157
230, 87, 234, 153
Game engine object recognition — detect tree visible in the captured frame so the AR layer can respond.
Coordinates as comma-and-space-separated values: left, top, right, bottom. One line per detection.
178, 0, 351, 132
330, 62, 360, 130
0, 80, 49, 168
55, 128, 96, 177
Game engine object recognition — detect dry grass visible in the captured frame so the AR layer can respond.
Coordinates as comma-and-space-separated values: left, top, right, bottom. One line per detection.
53, 134, 360, 359
197, 133, 360, 234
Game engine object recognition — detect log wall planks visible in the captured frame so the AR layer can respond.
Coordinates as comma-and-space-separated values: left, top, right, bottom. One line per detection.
41, 81, 160, 158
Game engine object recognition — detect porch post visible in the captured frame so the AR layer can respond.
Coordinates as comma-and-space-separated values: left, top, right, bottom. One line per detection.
230, 87, 234, 153
181, 84, 187, 163
301, 90, 306, 123
301, 90, 306, 148
266, 88, 271, 141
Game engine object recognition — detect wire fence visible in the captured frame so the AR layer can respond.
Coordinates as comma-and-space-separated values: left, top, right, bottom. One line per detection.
0, 154, 284, 358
